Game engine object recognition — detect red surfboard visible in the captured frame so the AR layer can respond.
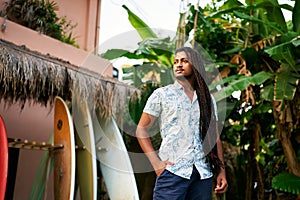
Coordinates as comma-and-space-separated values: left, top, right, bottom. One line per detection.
0, 116, 8, 200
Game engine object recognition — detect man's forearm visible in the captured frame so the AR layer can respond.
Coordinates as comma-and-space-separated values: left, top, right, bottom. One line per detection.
137, 136, 160, 164
217, 139, 225, 171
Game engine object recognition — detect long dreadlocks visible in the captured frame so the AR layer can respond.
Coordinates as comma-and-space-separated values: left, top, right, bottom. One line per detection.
175, 47, 224, 173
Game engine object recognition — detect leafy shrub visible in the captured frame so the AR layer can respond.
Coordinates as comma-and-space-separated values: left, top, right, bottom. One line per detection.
1, 0, 78, 47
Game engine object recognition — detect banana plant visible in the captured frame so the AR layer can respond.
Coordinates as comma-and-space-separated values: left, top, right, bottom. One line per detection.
101, 5, 175, 88
213, 0, 300, 197
180, 0, 300, 198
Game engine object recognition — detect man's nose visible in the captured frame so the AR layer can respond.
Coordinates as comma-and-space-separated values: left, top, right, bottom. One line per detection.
176, 60, 183, 66
174, 64, 182, 70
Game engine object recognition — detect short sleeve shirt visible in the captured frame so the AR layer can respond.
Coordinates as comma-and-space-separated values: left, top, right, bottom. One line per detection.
143, 81, 218, 179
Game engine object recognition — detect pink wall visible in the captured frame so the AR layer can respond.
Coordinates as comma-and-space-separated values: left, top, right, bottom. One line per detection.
55, 0, 102, 53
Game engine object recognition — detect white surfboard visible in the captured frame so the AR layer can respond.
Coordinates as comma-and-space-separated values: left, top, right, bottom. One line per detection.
73, 98, 97, 200
92, 114, 139, 200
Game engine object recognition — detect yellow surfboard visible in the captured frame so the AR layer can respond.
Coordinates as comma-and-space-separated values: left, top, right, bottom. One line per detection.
73, 98, 97, 200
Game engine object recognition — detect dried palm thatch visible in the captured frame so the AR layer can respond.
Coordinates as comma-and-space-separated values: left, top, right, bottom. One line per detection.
0, 39, 139, 120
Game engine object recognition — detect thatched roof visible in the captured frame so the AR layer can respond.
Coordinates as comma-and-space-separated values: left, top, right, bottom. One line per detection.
0, 39, 139, 119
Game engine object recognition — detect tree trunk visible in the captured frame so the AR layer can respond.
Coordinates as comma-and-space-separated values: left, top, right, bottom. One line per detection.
272, 101, 300, 177
253, 118, 265, 200
245, 148, 253, 200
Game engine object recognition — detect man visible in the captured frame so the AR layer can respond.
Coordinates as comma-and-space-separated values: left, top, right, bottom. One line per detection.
136, 47, 228, 200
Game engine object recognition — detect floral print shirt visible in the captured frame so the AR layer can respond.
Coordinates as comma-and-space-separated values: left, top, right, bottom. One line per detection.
143, 81, 217, 179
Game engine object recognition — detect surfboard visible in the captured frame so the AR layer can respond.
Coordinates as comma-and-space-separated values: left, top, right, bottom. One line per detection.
92, 114, 139, 200
53, 96, 76, 200
0, 116, 8, 200
73, 98, 97, 200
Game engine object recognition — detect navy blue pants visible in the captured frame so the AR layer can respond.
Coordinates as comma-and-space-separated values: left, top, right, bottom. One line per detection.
153, 166, 212, 200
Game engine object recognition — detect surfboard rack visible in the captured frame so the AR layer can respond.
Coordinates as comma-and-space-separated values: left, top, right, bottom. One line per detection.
75, 145, 86, 150
8, 138, 64, 151
97, 147, 108, 152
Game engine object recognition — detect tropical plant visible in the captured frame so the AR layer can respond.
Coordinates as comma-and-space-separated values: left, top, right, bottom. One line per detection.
179, 0, 300, 199
101, 5, 176, 88
272, 173, 300, 195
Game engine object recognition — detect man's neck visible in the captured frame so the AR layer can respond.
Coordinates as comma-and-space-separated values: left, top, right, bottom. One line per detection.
177, 77, 195, 91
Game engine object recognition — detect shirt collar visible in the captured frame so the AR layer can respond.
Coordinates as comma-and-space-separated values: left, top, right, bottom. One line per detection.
173, 80, 184, 90
173, 81, 198, 102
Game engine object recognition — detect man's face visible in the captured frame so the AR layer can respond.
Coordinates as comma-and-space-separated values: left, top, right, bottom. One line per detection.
173, 51, 194, 80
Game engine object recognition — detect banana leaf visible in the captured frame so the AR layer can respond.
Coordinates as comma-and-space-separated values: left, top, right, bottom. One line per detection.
233, 11, 285, 34
272, 173, 300, 195
274, 63, 300, 100
213, 71, 273, 102
255, 0, 287, 32
261, 65, 299, 101
292, 0, 300, 33
261, 84, 274, 101
264, 32, 299, 68
101, 49, 146, 60
221, 0, 244, 9
264, 34, 300, 100
122, 5, 157, 40
135, 37, 175, 67
101, 38, 174, 68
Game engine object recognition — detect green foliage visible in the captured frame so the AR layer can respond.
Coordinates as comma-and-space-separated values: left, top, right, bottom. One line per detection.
233, 11, 285, 34
101, 38, 175, 88
273, 63, 300, 100
213, 71, 273, 101
101, 49, 146, 60
122, 5, 157, 40
184, 1, 300, 198
136, 37, 175, 67
1, 0, 78, 47
184, 5, 236, 61
129, 82, 160, 124
272, 173, 300, 194
292, 0, 300, 33
264, 32, 300, 100
101, 6, 176, 87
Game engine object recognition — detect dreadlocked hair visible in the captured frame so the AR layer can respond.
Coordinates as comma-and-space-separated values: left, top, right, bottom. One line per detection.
175, 47, 224, 173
